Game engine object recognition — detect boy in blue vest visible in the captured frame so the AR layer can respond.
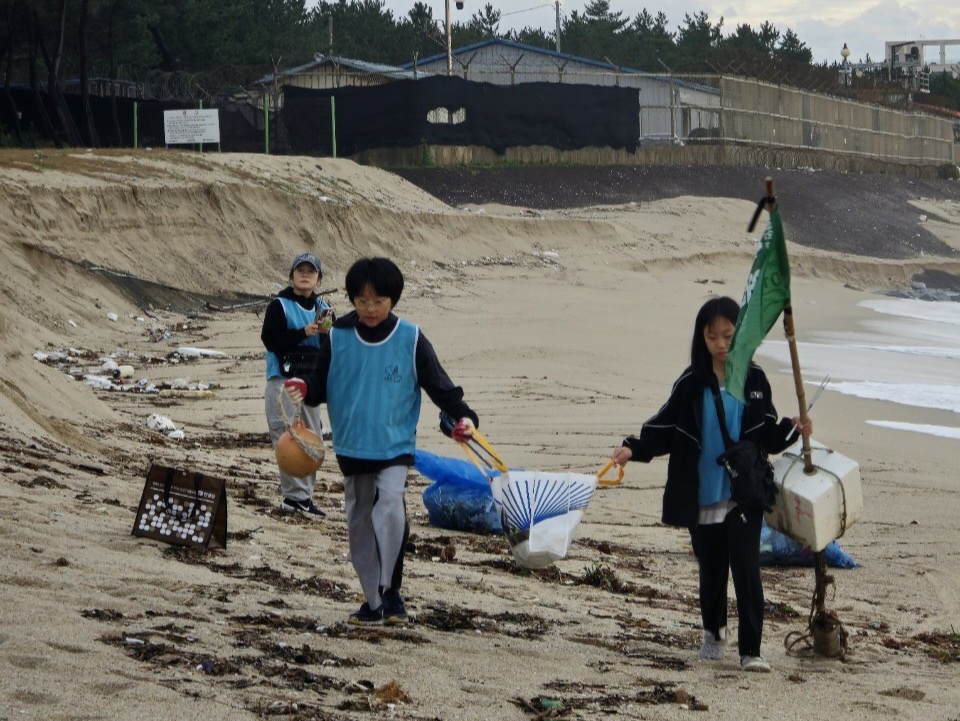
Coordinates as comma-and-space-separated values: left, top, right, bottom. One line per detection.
283, 257, 478, 625
262, 252, 334, 519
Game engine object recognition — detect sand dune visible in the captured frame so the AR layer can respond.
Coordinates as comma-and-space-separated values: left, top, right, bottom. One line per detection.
1, 150, 958, 721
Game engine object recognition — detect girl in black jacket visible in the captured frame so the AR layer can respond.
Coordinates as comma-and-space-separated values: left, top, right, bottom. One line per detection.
610, 296, 811, 673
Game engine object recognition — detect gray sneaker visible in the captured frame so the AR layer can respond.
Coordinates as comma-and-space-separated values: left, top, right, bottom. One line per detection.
740, 655, 771, 672
699, 628, 727, 660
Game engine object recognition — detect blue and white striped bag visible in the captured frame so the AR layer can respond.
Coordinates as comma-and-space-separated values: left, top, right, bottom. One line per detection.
490, 470, 600, 569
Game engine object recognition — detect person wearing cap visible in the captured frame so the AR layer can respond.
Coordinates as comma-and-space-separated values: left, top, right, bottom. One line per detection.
261, 252, 334, 519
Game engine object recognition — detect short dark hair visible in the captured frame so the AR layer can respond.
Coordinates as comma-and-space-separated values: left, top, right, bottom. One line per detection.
345, 257, 404, 305
691, 296, 740, 380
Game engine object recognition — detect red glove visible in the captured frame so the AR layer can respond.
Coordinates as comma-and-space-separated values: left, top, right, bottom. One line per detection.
283, 378, 308, 403
450, 417, 475, 443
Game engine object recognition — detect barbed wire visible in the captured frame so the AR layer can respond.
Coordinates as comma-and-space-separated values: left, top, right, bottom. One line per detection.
115, 64, 266, 102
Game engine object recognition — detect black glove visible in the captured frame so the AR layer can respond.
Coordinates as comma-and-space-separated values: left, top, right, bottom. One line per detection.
439, 412, 475, 442
439, 412, 456, 437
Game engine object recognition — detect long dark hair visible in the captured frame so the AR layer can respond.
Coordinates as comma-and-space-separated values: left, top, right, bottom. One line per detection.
691, 296, 740, 380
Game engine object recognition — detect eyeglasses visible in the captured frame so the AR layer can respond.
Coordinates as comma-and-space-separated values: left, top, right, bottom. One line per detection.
354, 296, 390, 309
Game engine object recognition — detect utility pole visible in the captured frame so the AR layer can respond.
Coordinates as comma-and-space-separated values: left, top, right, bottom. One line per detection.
445, 0, 452, 75
555, 1, 561, 53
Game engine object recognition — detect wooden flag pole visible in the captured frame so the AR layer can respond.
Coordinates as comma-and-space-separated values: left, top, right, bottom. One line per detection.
765, 177, 814, 474
766, 178, 848, 660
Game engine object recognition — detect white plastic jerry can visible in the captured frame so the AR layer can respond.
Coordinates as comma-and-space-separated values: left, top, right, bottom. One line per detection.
765, 439, 863, 552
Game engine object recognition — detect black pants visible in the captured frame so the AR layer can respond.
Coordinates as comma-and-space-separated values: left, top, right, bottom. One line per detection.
689, 506, 764, 657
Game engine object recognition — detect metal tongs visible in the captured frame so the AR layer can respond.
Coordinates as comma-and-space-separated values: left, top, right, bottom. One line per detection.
440, 413, 508, 475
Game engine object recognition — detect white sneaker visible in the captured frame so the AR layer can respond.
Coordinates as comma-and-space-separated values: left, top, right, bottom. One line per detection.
740, 655, 771, 673
699, 628, 727, 660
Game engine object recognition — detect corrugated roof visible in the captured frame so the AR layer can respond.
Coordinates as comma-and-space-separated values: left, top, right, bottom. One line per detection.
400, 38, 719, 95
401, 37, 643, 73
253, 55, 429, 85
249, 43, 718, 97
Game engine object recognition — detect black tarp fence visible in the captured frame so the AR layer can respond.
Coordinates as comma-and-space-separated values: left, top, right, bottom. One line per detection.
2, 76, 640, 156
282, 75, 640, 156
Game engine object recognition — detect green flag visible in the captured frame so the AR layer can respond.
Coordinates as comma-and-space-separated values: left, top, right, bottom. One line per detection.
726, 205, 791, 402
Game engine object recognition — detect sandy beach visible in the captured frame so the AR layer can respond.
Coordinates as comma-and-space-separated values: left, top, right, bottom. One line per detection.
1, 149, 959, 720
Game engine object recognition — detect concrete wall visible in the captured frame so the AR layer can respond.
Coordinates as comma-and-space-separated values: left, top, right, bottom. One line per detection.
351, 142, 960, 179
717, 77, 955, 164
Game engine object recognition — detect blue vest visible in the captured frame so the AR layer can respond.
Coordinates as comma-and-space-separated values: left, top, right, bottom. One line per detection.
326, 318, 422, 460
265, 296, 328, 379
698, 386, 743, 505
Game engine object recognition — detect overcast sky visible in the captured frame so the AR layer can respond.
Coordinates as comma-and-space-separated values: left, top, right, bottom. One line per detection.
368, 1, 960, 66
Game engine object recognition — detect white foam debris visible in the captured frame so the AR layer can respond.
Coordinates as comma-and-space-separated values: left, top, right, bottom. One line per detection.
175, 347, 227, 358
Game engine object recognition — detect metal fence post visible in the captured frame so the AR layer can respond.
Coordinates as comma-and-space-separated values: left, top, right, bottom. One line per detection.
331, 96, 337, 158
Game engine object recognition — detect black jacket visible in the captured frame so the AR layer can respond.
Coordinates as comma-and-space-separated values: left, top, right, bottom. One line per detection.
302, 311, 478, 476
622, 363, 795, 529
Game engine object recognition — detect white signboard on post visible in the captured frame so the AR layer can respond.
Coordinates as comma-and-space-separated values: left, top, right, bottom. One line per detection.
163, 109, 221, 145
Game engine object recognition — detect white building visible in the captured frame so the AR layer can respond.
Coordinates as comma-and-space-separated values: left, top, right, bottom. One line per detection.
402, 38, 721, 144
885, 39, 960, 79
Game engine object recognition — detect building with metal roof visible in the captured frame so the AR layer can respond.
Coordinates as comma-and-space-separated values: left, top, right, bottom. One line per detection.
253, 54, 430, 92
402, 38, 720, 144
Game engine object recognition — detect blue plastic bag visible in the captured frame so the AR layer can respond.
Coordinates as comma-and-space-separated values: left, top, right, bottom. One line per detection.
759, 522, 858, 569
415, 449, 503, 534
